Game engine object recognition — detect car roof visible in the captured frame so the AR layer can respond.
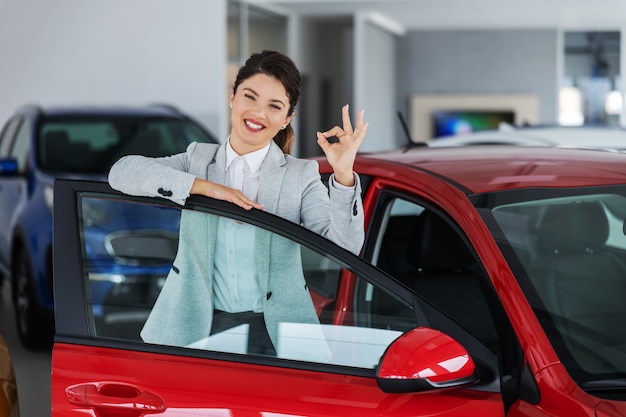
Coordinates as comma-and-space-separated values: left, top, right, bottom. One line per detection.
319, 146, 626, 195
16, 104, 188, 119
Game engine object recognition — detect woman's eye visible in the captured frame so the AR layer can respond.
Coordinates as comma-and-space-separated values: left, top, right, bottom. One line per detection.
244, 94, 255, 100
270, 104, 282, 110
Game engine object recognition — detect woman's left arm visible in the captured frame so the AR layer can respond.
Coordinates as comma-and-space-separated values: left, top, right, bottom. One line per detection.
298, 161, 364, 255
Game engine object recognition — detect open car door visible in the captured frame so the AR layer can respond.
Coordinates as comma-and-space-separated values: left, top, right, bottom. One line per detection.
51, 179, 505, 416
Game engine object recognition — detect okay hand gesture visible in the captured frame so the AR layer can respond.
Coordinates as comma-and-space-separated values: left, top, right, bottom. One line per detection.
316, 105, 368, 187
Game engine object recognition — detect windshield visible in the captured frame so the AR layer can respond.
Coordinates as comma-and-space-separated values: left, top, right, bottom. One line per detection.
479, 186, 626, 395
37, 117, 216, 174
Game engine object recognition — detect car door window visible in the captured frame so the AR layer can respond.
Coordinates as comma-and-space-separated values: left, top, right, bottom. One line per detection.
74, 191, 417, 368
369, 195, 499, 352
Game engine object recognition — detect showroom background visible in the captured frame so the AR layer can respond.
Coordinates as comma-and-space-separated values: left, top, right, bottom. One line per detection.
0, 0, 624, 155
0, 1, 226, 139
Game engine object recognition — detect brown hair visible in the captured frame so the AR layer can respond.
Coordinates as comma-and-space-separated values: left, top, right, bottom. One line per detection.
233, 50, 301, 154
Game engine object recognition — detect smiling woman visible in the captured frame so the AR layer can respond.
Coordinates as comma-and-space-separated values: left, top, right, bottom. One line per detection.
108, 50, 369, 356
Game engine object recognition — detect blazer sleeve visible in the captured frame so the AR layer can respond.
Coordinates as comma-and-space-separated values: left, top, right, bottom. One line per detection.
108, 142, 200, 205
298, 159, 365, 255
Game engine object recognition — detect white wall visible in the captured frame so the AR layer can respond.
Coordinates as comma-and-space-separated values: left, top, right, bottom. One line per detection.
0, 0, 227, 138
397, 30, 559, 141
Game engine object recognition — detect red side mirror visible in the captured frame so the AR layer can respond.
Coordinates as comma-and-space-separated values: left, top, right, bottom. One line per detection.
376, 327, 478, 393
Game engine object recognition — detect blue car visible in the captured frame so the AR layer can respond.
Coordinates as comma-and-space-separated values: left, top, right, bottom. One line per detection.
0, 104, 217, 349
80, 197, 182, 340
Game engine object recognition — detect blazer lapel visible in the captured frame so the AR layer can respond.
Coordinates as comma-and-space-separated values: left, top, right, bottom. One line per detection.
205, 143, 227, 184
257, 142, 286, 213
256, 142, 286, 294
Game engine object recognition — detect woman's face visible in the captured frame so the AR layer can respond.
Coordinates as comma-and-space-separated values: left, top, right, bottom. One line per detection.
229, 73, 293, 155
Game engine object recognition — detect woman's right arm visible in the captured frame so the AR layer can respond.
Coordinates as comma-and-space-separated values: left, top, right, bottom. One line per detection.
108, 143, 197, 205
109, 142, 264, 210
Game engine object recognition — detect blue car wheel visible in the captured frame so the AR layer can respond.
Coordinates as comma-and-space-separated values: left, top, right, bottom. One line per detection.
12, 247, 53, 349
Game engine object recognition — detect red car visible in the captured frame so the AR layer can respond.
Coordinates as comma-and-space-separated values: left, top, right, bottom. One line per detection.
51, 145, 626, 416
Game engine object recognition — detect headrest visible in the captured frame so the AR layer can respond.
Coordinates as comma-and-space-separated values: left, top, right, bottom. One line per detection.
44, 130, 70, 145
410, 210, 475, 270
538, 201, 609, 253
44, 130, 71, 162
126, 129, 165, 157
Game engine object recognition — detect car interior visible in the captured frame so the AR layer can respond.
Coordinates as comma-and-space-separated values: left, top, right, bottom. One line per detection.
373, 199, 499, 352
41, 130, 94, 172
527, 200, 626, 374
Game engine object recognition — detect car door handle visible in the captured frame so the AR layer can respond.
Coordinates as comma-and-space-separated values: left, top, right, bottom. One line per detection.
65, 382, 165, 415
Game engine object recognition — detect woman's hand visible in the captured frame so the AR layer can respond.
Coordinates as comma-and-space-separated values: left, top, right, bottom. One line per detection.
316, 105, 368, 187
191, 178, 265, 210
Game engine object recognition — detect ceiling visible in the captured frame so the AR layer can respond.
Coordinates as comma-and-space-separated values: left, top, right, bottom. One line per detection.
256, 0, 626, 31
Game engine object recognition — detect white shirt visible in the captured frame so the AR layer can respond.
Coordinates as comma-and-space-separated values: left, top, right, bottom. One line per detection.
212, 139, 355, 313
213, 140, 270, 313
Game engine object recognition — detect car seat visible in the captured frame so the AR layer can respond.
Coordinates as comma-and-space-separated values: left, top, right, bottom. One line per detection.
401, 210, 498, 350
530, 201, 626, 359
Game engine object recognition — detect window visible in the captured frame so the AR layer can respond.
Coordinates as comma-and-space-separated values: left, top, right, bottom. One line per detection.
77, 193, 416, 369
561, 30, 622, 127
38, 117, 215, 173
491, 191, 626, 378
370, 196, 499, 352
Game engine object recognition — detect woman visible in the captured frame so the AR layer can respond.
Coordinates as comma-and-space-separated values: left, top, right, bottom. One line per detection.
108, 50, 368, 357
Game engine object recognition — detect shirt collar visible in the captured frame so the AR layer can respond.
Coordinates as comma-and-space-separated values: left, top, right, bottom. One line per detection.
225, 138, 270, 174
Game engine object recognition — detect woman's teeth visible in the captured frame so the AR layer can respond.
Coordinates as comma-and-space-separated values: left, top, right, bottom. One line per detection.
245, 120, 263, 130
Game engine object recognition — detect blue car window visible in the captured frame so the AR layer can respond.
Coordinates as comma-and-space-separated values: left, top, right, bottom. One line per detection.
76, 194, 417, 368
38, 118, 215, 174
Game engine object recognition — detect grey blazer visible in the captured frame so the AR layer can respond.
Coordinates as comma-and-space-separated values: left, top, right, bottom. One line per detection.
108, 141, 364, 352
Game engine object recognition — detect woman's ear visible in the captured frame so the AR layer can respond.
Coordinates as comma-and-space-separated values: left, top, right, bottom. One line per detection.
284, 112, 295, 126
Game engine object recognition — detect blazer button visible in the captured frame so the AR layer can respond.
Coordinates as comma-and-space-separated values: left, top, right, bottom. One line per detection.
158, 187, 173, 197
266, 291, 272, 300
